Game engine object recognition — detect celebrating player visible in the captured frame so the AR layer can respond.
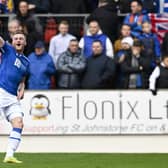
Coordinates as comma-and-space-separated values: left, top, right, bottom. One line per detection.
0, 31, 29, 163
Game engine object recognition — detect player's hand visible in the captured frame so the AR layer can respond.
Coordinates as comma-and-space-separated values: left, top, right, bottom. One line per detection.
17, 89, 24, 100
17, 81, 25, 100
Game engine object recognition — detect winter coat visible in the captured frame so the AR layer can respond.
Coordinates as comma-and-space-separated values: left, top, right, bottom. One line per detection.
120, 51, 151, 89
56, 49, 86, 89
137, 32, 161, 59
27, 51, 56, 89
82, 54, 115, 89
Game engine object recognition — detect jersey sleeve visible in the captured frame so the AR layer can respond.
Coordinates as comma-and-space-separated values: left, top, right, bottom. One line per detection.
1, 42, 14, 54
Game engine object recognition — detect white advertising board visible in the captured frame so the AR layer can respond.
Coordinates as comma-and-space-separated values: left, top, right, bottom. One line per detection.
0, 90, 168, 135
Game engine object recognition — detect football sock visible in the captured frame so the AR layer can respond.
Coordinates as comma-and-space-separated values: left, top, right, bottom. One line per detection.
5, 128, 22, 157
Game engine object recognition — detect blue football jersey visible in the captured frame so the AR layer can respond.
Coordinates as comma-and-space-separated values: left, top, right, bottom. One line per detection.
0, 43, 29, 95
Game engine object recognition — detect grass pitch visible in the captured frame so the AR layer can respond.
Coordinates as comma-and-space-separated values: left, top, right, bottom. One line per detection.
0, 153, 168, 168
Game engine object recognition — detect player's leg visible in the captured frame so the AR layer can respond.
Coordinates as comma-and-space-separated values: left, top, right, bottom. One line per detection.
3, 103, 24, 163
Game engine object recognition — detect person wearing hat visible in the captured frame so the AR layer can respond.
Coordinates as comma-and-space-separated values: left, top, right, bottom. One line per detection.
120, 39, 151, 89
114, 36, 134, 88
27, 41, 56, 90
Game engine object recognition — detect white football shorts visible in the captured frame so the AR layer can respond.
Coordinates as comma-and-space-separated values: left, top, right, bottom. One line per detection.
0, 88, 23, 121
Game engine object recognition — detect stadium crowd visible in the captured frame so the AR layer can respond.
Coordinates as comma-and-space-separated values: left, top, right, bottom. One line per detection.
0, 0, 168, 94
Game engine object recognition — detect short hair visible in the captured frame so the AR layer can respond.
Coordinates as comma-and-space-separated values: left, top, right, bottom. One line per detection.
88, 19, 99, 25
19, 0, 28, 4
8, 19, 20, 28
122, 24, 131, 29
92, 40, 103, 46
12, 30, 26, 38
59, 20, 69, 26
131, 0, 143, 7
69, 39, 78, 43
19, 0, 28, 6
142, 21, 151, 25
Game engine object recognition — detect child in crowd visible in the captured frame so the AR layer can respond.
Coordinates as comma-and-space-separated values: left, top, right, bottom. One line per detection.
138, 21, 161, 68
114, 36, 134, 88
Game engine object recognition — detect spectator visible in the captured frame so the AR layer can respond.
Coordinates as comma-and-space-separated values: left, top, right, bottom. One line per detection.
121, 40, 151, 89
49, 0, 87, 13
23, 20, 43, 56
79, 20, 114, 58
114, 24, 132, 53
14, 1, 42, 35
44, 17, 58, 46
49, 20, 76, 66
3, 19, 20, 43
115, 37, 134, 64
27, 41, 56, 90
149, 53, 168, 96
117, 0, 159, 14
138, 21, 161, 67
0, 0, 8, 13
123, 0, 150, 38
114, 36, 134, 88
81, 40, 115, 89
86, 0, 119, 43
27, 0, 50, 13
56, 39, 86, 89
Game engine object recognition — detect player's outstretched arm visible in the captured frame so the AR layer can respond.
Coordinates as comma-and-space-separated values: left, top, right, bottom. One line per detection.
0, 36, 5, 48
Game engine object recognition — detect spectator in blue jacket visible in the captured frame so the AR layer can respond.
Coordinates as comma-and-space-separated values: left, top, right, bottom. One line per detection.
27, 41, 56, 90
123, 0, 150, 38
138, 21, 161, 68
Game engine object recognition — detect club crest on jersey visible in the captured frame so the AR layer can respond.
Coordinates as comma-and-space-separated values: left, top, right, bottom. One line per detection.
14, 58, 21, 68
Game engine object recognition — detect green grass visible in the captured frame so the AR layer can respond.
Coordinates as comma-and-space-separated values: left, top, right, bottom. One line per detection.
0, 153, 168, 168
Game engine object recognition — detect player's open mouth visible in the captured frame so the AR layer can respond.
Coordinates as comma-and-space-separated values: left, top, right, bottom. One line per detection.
16, 44, 21, 47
